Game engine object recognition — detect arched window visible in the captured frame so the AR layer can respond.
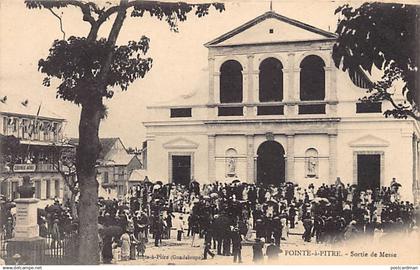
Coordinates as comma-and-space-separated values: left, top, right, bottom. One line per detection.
305, 148, 319, 178
300, 55, 325, 101
220, 60, 243, 103
259, 57, 283, 102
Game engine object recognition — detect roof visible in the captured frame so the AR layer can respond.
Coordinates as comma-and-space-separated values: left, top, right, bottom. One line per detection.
128, 169, 148, 182
205, 11, 337, 47
0, 97, 64, 120
69, 137, 127, 161
98, 138, 121, 160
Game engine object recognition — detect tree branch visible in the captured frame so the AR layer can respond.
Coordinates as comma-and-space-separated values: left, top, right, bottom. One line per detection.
48, 8, 66, 40
65, 0, 96, 25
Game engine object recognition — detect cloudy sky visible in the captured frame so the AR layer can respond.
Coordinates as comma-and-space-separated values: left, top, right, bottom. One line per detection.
0, 0, 365, 147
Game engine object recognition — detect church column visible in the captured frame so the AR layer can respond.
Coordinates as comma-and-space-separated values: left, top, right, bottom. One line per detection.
245, 55, 255, 117
327, 54, 338, 116
286, 134, 295, 181
286, 53, 298, 116
329, 133, 338, 184
246, 134, 255, 182
208, 134, 216, 183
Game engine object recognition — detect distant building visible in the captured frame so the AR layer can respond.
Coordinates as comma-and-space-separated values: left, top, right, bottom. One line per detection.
69, 137, 142, 199
0, 97, 73, 206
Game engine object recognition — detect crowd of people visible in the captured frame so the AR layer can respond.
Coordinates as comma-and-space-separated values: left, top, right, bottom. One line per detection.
1, 177, 419, 264
92, 177, 418, 263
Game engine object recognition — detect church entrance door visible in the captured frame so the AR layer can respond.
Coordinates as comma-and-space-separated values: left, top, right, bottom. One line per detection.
257, 141, 285, 186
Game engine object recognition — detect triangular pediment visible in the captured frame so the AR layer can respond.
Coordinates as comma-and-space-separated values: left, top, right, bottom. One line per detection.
163, 137, 198, 149
349, 135, 390, 148
205, 11, 336, 47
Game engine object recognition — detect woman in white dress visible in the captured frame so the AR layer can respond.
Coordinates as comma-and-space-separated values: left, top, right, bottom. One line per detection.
120, 231, 131, 261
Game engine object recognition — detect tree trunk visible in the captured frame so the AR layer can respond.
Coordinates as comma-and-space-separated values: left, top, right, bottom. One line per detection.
76, 97, 102, 264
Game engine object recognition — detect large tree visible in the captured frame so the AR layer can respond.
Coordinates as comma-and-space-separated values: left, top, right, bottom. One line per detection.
333, 2, 419, 120
25, 0, 224, 264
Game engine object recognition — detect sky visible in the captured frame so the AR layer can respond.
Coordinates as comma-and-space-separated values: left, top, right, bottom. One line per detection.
0, 0, 366, 147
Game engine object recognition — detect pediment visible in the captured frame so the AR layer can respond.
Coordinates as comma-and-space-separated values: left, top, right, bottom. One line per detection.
163, 137, 198, 149
349, 135, 390, 148
205, 11, 336, 47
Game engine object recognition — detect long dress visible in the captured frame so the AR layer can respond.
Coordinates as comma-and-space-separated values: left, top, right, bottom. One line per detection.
120, 233, 131, 260
102, 235, 113, 264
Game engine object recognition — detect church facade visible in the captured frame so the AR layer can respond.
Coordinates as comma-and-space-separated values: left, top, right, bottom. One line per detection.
143, 11, 420, 202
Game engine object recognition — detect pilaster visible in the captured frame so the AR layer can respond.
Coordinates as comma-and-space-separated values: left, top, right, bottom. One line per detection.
286, 134, 295, 181
208, 134, 216, 183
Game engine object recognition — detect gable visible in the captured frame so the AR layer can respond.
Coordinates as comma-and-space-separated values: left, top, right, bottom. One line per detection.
349, 135, 390, 148
163, 137, 199, 149
206, 11, 336, 47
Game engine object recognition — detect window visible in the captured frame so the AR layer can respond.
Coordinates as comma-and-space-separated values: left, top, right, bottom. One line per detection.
46, 179, 51, 199
257, 105, 284, 115
21, 119, 29, 139
52, 122, 59, 141
54, 179, 60, 198
300, 55, 325, 101
103, 171, 109, 183
218, 106, 243, 116
35, 180, 41, 199
114, 167, 125, 181
3, 117, 8, 134
298, 104, 326, 114
170, 108, 192, 118
269, 28, 274, 34
43, 121, 51, 141
356, 102, 382, 113
220, 60, 243, 103
259, 57, 283, 102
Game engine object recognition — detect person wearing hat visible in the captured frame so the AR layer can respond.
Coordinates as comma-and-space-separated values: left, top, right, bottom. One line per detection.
252, 238, 264, 263
51, 218, 61, 248
272, 216, 282, 247
231, 226, 242, 263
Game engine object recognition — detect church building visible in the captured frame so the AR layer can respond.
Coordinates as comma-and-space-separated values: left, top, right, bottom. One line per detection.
143, 11, 420, 202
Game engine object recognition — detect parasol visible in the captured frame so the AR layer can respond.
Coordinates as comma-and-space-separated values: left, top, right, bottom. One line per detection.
312, 197, 330, 204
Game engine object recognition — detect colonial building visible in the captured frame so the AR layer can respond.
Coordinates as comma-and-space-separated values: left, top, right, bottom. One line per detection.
69, 137, 143, 199
0, 97, 72, 206
143, 11, 420, 202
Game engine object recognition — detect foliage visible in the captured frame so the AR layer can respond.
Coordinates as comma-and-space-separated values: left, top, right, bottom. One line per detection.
39, 36, 152, 104
333, 2, 419, 120
0, 135, 21, 169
